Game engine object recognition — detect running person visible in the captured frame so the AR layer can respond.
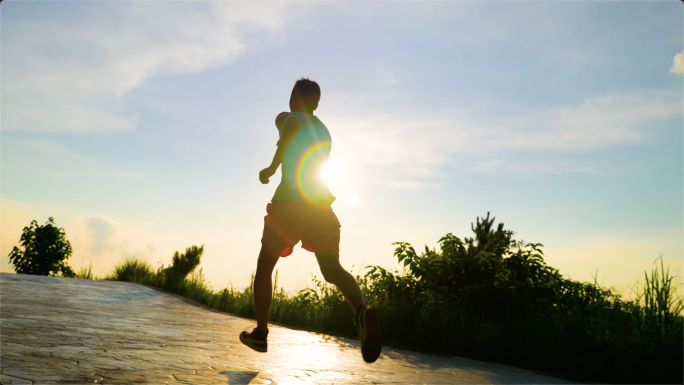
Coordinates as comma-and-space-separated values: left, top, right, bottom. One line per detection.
239, 78, 382, 363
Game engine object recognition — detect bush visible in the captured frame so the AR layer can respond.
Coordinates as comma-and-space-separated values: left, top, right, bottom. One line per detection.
359, 212, 683, 384
162, 245, 204, 292
109, 258, 154, 282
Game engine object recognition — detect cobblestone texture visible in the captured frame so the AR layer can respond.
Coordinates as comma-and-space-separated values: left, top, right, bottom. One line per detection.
0, 273, 577, 384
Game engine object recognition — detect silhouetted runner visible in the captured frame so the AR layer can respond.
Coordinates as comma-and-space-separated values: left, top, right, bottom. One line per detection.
240, 78, 382, 363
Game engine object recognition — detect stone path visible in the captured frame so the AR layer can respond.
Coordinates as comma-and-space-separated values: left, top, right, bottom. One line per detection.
0, 273, 577, 384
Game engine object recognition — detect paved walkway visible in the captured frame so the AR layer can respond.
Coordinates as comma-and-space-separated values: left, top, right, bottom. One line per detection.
0, 273, 577, 384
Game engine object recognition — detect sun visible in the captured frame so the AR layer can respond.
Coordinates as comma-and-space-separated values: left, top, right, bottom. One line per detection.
320, 159, 345, 190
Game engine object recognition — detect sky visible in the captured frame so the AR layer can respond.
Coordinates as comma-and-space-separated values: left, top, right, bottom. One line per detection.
2, 1, 682, 296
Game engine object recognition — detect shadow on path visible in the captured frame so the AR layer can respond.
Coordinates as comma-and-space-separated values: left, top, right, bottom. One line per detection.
219, 370, 259, 384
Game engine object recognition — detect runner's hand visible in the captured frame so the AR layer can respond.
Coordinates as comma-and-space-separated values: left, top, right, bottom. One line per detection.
259, 167, 275, 184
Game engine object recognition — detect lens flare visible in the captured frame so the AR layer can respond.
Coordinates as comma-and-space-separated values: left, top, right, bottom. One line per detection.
296, 140, 332, 206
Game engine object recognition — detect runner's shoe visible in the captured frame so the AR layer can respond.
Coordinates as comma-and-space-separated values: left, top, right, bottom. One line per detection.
354, 305, 382, 363
240, 328, 268, 353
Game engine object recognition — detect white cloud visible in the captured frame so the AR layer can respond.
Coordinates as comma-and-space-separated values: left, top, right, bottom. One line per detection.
325, 90, 681, 187
0, 199, 181, 276
485, 91, 682, 151
324, 106, 475, 189
0, 198, 258, 289
3, 2, 289, 132
461, 158, 608, 179
65, 215, 197, 277
670, 51, 684, 75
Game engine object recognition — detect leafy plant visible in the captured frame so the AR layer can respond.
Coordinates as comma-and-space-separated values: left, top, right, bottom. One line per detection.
162, 244, 204, 291
8, 217, 74, 277
109, 257, 153, 282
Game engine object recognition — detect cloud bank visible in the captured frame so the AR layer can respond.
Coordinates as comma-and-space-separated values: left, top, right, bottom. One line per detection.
65, 215, 196, 276
3, 2, 288, 133
0, 199, 194, 277
326, 90, 682, 188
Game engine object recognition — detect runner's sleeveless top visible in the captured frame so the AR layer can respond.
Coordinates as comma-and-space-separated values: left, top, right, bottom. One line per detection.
272, 112, 336, 206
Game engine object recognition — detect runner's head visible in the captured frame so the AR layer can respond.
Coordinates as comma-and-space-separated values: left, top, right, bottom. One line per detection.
290, 78, 320, 113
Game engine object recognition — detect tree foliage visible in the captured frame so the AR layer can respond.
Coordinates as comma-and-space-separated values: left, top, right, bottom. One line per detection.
363, 212, 563, 320
359, 212, 682, 383
8, 217, 74, 277
163, 244, 204, 290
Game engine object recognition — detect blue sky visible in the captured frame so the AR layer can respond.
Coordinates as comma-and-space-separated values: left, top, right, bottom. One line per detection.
2, 1, 682, 294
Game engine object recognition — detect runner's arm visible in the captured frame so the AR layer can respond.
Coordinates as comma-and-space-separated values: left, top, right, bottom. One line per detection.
259, 117, 301, 184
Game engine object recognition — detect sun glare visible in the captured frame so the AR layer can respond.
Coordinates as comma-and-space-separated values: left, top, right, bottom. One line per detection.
321, 160, 345, 190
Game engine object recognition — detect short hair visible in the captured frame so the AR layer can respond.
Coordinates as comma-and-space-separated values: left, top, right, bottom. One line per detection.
290, 77, 321, 111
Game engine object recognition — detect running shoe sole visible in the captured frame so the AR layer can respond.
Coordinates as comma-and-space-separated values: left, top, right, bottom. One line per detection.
239, 331, 267, 353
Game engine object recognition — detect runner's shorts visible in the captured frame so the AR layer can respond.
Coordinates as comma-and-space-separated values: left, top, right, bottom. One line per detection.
261, 201, 341, 257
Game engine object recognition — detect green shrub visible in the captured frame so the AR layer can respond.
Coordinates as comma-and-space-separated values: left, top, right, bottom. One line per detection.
108, 257, 153, 282
358, 213, 683, 383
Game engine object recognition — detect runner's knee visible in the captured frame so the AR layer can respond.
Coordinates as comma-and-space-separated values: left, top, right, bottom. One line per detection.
316, 253, 343, 284
256, 247, 279, 276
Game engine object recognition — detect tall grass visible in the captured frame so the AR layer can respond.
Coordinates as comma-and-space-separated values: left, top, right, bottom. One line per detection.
633, 256, 684, 334
108, 257, 153, 282
100, 215, 681, 384
74, 262, 95, 280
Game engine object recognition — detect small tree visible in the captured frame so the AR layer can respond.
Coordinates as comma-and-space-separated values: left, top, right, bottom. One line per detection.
8, 217, 74, 277
163, 244, 204, 291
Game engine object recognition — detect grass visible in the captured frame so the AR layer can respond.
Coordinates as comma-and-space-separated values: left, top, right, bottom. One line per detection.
71, 214, 683, 384
107, 257, 153, 282
74, 262, 96, 280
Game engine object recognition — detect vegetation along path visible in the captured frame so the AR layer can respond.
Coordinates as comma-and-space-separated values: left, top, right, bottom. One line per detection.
0, 273, 577, 384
